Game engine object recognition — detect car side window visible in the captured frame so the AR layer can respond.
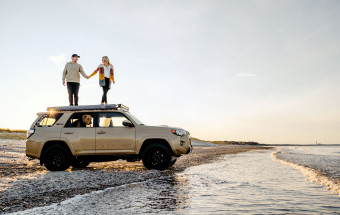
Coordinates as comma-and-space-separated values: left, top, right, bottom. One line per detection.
36, 113, 63, 127
65, 113, 94, 128
98, 112, 130, 128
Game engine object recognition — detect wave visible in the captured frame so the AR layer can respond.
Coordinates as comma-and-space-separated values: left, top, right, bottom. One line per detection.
272, 151, 340, 196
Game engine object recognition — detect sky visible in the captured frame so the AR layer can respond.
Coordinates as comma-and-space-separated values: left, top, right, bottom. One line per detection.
0, 0, 340, 144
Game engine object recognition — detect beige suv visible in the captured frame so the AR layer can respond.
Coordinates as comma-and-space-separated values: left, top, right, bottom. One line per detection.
26, 104, 192, 171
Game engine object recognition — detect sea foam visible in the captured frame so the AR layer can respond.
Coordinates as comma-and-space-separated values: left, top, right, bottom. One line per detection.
272, 150, 340, 196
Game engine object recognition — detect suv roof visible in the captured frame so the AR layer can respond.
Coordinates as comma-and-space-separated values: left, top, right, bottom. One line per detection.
46, 104, 129, 112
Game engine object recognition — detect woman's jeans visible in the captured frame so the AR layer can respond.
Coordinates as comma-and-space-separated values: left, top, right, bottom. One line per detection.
102, 78, 110, 103
67, 82, 80, 106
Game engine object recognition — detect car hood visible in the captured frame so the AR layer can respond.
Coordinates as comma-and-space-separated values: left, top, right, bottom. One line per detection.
144, 125, 186, 131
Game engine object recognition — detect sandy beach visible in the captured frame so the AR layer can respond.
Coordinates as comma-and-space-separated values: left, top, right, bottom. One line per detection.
0, 139, 269, 214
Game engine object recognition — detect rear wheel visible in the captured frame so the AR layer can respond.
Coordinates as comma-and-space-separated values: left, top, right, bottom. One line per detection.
142, 143, 172, 170
72, 159, 90, 168
44, 145, 71, 171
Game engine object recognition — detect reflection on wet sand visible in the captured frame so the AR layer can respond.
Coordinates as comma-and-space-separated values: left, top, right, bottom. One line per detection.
126, 176, 190, 213
11, 175, 191, 214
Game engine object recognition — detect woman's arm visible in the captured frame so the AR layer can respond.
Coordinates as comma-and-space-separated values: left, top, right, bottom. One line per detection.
110, 67, 115, 83
88, 68, 99, 78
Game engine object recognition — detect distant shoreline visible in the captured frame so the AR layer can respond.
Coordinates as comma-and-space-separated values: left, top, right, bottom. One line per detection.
263, 144, 340, 146
0, 128, 26, 140
192, 137, 340, 146
0, 128, 26, 133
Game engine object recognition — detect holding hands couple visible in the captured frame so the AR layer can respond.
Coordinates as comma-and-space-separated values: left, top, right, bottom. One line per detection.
62, 54, 115, 106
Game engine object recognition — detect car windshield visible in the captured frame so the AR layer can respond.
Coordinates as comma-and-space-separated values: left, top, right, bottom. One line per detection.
126, 112, 144, 125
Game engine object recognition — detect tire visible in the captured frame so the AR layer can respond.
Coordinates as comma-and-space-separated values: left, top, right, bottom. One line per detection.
170, 159, 177, 167
44, 145, 71, 171
72, 159, 90, 168
142, 143, 172, 170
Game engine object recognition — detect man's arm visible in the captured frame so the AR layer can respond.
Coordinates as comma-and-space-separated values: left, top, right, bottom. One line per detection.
62, 65, 67, 85
79, 65, 88, 79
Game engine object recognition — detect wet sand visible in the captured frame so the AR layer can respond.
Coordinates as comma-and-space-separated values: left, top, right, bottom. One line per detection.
0, 139, 270, 214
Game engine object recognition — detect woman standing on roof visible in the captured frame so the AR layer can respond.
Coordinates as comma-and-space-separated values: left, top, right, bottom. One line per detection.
89, 56, 115, 105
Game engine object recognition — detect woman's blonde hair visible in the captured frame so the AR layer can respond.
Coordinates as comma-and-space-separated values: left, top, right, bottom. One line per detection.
102, 56, 111, 67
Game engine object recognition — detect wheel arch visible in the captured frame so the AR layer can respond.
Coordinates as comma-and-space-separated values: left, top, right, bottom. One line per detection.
139, 138, 174, 156
40, 140, 74, 165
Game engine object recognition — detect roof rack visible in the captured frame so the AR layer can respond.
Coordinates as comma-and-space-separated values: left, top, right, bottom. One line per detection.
47, 104, 129, 112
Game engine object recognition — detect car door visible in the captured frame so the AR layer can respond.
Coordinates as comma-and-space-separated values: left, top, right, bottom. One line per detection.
95, 112, 136, 154
60, 112, 96, 156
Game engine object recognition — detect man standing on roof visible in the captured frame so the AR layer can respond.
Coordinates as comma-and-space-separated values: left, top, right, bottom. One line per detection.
62, 54, 89, 106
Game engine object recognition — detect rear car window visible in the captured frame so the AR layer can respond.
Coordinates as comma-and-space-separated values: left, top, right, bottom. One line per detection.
36, 113, 63, 127
98, 112, 129, 127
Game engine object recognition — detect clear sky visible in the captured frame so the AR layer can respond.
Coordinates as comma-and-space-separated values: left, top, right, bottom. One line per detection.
1, 0, 340, 144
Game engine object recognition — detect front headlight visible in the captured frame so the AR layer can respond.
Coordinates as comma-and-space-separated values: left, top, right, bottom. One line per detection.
171, 129, 187, 136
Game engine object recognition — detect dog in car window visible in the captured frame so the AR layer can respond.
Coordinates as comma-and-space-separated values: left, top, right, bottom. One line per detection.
72, 115, 92, 127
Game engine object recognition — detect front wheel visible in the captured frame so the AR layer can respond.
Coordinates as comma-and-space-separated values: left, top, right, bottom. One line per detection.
142, 143, 172, 170
44, 145, 71, 171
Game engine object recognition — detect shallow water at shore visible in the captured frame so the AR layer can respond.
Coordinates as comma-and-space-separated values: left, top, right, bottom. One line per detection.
14, 150, 340, 214
273, 146, 340, 195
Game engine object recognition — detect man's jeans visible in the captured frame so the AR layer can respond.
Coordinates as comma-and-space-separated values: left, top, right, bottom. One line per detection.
67, 82, 80, 106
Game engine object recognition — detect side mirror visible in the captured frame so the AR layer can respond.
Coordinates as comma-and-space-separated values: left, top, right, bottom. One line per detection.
122, 120, 134, 127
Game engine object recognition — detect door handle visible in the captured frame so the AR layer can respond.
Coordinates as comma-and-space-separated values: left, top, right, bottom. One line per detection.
64, 132, 73, 134
97, 131, 106, 134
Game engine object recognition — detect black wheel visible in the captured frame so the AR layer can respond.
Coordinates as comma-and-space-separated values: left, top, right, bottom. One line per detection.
170, 159, 177, 167
44, 145, 71, 171
72, 159, 90, 168
142, 143, 172, 170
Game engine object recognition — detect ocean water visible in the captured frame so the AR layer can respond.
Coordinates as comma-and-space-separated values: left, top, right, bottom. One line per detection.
13, 148, 340, 215
273, 145, 340, 195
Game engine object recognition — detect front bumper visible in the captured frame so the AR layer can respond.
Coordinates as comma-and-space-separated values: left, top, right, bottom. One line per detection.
186, 144, 193, 154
